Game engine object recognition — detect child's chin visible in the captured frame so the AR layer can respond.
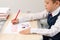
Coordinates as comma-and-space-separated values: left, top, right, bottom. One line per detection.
46, 9, 50, 12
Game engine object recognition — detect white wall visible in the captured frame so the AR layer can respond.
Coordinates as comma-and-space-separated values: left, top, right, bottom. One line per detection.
0, 0, 45, 13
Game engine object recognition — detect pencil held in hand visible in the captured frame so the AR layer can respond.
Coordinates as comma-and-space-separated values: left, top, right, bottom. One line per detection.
14, 10, 20, 20
12, 19, 19, 24
11, 10, 20, 24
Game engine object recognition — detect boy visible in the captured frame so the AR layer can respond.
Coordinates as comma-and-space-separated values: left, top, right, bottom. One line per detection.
12, 0, 60, 40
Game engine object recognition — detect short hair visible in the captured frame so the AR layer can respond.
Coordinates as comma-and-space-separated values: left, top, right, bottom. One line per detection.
52, 0, 60, 3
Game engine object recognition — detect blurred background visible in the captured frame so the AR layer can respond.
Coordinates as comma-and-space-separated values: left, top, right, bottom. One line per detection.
0, 0, 45, 13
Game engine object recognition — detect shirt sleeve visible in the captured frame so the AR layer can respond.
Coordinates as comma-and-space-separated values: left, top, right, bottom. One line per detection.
30, 16, 60, 37
19, 10, 48, 23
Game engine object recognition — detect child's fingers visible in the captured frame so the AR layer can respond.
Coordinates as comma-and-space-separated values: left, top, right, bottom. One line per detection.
11, 19, 19, 24
19, 27, 31, 35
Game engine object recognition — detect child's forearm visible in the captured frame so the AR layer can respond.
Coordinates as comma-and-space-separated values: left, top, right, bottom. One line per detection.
19, 10, 48, 22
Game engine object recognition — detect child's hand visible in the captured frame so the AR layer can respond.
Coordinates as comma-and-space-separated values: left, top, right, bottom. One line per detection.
19, 27, 30, 35
11, 19, 19, 24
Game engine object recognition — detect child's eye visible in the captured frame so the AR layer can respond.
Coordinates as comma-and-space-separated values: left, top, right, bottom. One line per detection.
46, 2, 49, 4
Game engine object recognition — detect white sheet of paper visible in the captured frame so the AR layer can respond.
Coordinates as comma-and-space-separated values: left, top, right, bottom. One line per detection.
3, 21, 31, 34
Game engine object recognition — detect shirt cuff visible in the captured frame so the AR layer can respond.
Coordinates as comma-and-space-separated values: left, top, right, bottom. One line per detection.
30, 28, 38, 33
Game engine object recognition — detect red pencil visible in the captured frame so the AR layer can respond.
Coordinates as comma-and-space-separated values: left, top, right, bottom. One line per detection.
11, 9, 20, 24
14, 9, 20, 20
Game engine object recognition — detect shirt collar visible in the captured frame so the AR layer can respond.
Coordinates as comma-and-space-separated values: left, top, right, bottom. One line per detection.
52, 6, 60, 17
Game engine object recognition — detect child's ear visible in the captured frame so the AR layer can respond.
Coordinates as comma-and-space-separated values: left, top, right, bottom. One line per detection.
55, 1, 60, 6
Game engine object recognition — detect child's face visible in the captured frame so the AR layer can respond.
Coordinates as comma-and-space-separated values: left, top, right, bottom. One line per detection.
45, 0, 57, 12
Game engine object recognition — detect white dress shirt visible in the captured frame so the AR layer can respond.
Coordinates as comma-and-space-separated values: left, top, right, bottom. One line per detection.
19, 6, 60, 37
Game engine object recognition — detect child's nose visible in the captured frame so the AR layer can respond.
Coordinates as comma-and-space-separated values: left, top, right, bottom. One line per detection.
45, 4, 47, 7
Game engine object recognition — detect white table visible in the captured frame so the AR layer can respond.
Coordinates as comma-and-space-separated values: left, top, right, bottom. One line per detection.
0, 13, 43, 40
